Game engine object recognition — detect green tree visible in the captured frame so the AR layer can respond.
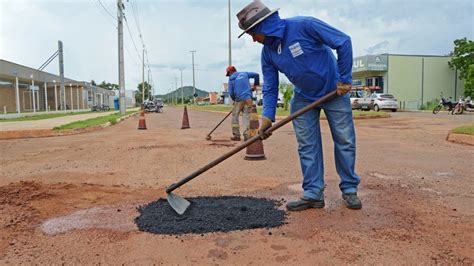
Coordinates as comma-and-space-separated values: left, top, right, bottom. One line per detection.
448, 38, 474, 97
97, 81, 119, 90
279, 82, 294, 111
134, 81, 152, 104
464, 64, 474, 98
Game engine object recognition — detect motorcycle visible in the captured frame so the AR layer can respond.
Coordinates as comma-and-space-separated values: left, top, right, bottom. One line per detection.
452, 96, 474, 114
451, 97, 464, 115
433, 96, 455, 114
91, 103, 110, 112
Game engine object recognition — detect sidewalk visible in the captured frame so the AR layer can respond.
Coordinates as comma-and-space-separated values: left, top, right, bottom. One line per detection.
0, 112, 115, 131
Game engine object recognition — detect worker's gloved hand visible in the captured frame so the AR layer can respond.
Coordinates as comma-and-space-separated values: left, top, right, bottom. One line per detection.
336, 82, 352, 95
258, 116, 273, 140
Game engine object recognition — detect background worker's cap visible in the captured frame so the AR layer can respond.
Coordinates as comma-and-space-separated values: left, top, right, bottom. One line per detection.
226, 65, 237, 76
236, 0, 279, 38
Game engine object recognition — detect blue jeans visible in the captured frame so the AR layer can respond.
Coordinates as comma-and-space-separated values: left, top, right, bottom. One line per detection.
290, 92, 360, 200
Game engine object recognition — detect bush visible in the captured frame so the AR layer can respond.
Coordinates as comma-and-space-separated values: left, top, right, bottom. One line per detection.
109, 118, 118, 125
420, 99, 439, 110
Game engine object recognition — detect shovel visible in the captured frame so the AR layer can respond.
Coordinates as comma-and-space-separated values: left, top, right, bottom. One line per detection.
166, 90, 337, 215
205, 110, 233, 140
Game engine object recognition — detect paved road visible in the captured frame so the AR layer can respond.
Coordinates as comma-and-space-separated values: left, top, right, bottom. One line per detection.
0, 111, 115, 131
0, 107, 472, 264
392, 110, 474, 123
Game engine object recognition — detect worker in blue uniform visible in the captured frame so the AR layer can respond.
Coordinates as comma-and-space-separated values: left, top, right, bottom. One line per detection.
236, 1, 362, 210
226, 65, 260, 141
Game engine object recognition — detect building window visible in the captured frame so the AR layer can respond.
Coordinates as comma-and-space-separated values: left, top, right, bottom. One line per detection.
366, 78, 373, 87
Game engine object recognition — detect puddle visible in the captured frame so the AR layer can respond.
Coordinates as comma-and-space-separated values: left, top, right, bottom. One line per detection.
40, 203, 140, 235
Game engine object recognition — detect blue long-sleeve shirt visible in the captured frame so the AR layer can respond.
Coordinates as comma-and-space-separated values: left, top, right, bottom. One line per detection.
228, 71, 260, 101
256, 16, 353, 121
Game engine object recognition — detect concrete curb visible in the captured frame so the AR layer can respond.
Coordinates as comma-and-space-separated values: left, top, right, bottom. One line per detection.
0, 112, 138, 140
446, 132, 474, 146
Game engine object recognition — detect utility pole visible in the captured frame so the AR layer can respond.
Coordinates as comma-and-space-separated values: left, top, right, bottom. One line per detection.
180, 69, 184, 105
169, 87, 172, 104
142, 48, 145, 103
175, 76, 178, 104
190, 50, 196, 104
228, 0, 232, 66
58, 41, 66, 110
117, 0, 126, 115
147, 69, 151, 100
171, 82, 175, 105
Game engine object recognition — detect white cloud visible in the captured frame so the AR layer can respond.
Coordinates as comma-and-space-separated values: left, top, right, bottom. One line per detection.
1, 0, 473, 95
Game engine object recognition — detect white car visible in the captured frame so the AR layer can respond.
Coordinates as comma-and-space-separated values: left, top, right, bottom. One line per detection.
350, 90, 372, 110
370, 93, 398, 112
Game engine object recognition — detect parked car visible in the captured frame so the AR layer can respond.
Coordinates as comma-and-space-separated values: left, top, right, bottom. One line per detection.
257, 98, 284, 108
277, 98, 284, 108
370, 93, 398, 112
350, 90, 373, 110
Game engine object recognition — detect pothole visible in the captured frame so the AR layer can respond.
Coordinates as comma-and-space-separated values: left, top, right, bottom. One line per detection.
135, 196, 286, 235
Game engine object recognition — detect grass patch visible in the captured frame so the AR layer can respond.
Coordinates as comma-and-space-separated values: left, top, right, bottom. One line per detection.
452, 124, 474, 135
53, 111, 136, 130
0, 111, 91, 122
188, 104, 389, 118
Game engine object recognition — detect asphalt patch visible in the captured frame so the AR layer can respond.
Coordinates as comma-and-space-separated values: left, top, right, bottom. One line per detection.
135, 196, 286, 235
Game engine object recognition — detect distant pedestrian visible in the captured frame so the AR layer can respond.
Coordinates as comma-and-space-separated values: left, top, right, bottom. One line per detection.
236, 1, 362, 210
226, 65, 260, 141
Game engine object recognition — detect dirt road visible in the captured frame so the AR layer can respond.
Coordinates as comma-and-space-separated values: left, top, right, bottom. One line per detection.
0, 107, 472, 264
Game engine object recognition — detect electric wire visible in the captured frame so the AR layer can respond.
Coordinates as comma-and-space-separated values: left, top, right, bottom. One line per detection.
94, 0, 117, 29
123, 15, 143, 62
126, 0, 155, 93
97, 0, 117, 22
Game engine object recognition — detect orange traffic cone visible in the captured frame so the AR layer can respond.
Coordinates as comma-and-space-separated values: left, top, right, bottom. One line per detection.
181, 105, 190, 129
245, 104, 265, 160
138, 110, 147, 130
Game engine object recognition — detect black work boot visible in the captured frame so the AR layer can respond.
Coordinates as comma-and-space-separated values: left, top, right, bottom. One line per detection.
286, 196, 325, 211
342, 192, 362, 209
230, 136, 241, 141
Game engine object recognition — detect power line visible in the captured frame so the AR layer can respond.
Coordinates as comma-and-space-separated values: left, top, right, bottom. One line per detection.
130, 0, 143, 43
124, 43, 141, 66
97, 0, 116, 22
123, 15, 142, 61
93, 0, 117, 29
124, 0, 155, 92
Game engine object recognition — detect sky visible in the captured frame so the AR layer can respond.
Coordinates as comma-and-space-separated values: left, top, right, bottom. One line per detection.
1, 0, 473, 95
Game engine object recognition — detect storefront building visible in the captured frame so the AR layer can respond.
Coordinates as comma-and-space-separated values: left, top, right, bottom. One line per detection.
352, 54, 464, 109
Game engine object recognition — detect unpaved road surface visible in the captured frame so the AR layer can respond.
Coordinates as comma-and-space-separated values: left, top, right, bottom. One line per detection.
0, 108, 473, 264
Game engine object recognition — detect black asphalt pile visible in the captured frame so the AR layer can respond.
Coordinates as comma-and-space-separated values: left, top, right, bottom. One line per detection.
135, 196, 286, 235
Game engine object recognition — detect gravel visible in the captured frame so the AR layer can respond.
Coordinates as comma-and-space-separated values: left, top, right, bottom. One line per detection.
135, 196, 286, 235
